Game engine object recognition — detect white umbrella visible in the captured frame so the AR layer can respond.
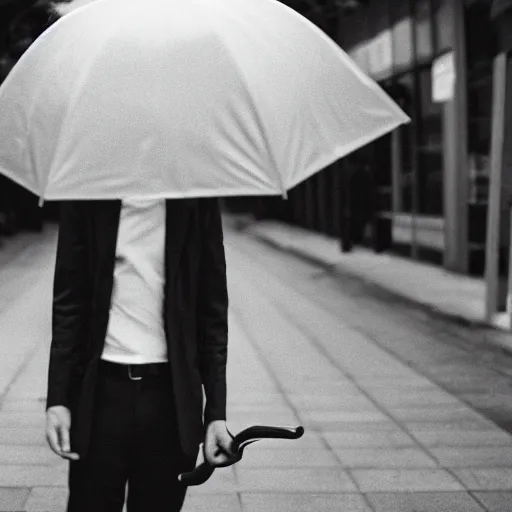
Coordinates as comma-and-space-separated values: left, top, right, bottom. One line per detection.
0, 0, 409, 202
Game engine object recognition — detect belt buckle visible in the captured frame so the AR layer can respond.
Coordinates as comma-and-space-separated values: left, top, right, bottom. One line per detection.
128, 365, 142, 381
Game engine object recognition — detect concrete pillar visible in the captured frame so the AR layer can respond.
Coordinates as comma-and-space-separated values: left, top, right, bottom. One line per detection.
485, 53, 508, 319
485, 7, 512, 322
442, 0, 469, 273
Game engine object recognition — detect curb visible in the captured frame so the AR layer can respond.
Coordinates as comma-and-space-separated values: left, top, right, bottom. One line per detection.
226, 214, 501, 334
253, 231, 491, 329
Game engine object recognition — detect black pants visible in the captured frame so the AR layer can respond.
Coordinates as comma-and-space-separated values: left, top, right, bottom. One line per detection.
67, 363, 198, 512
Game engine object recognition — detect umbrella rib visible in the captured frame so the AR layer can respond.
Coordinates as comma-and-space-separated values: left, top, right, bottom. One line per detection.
44, 14, 118, 200
249, 101, 288, 198
219, 41, 288, 198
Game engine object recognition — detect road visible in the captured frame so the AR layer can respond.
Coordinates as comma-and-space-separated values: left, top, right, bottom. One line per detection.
0, 221, 511, 511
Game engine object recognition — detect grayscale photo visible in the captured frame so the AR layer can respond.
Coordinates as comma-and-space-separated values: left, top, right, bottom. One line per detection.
0, 0, 511, 510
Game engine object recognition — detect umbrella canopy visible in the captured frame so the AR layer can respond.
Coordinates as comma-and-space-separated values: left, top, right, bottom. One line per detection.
0, 0, 409, 201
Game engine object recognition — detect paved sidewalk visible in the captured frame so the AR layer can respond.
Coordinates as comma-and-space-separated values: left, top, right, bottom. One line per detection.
226, 215, 512, 344
0, 226, 57, 400
224, 234, 512, 512
1, 223, 512, 511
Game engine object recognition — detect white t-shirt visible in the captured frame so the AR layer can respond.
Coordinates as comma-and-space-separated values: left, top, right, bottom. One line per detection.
101, 198, 168, 364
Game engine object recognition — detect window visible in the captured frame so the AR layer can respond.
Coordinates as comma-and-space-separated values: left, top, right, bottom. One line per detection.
338, 9, 369, 50
395, 73, 416, 213
390, 0, 413, 74
465, 1, 496, 204
414, 0, 434, 65
367, 0, 390, 36
416, 67, 443, 215
431, 0, 453, 54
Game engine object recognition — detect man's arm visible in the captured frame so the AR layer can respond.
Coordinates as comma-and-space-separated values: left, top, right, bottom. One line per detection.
197, 199, 228, 427
47, 201, 89, 410
197, 199, 237, 467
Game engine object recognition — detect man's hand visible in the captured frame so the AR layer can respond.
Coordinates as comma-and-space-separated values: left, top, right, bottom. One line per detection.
203, 420, 240, 468
46, 406, 80, 461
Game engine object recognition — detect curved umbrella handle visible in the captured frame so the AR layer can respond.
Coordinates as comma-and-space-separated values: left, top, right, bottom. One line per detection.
178, 461, 215, 486
178, 425, 304, 486
232, 425, 304, 451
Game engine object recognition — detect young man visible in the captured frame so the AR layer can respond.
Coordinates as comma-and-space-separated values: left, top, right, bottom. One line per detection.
46, 198, 235, 511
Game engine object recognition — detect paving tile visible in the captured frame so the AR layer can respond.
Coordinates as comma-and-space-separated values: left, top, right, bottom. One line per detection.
228, 408, 299, 421
339, 362, 415, 378
228, 382, 277, 394
278, 374, 343, 387
453, 468, 512, 490
436, 376, 512, 396
356, 378, 438, 390
0, 466, 66, 486
288, 387, 364, 398
350, 469, 464, 492
227, 403, 292, 414
280, 381, 364, 395
0, 413, 46, 428
333, 447, 438, 469
186, 467, 236, 495
0, 445, 59, 465
422, 366, 485, 379
458, 392, 512, 407
389, 407, 490, 423
300, 402, 382, 413
430, 447, 512, 467
368, 391, 462, 408
473, 491, 512, 511
236, 448, 339, 468
411, 429, 512, 447
0, 487, 30, 511
236, 468, 357, 493
288, 393, 374, 410
3, 392, 47, 402
0, 428, 47, 445
366, 491, 486, 512
404, 420, 502, 432
299, 410, 389, 426
25, 487, 67, 512
241, 493, 372, 512
182, 494, 241, 512
340, 368, 416, 380
316, 420, 401, 433
1, 400, 46, 412
299, 401, 381, 413
323, 431, 418, 449
227, 393, 285, 406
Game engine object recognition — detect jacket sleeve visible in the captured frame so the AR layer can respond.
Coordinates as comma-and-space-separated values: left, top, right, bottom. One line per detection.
197, 199, 228, 426
46, 201, 89, 410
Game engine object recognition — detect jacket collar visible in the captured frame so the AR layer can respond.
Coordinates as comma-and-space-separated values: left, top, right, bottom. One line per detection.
92, 199, 193, 283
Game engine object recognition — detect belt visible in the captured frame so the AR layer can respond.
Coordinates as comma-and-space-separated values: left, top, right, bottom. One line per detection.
99, 360, 170, 381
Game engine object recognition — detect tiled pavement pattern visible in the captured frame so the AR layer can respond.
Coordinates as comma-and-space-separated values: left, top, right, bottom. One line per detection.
0, 226, 512, 511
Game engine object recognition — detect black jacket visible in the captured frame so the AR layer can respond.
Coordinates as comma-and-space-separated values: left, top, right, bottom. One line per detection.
47, 199, 228, 457
491, 0, 512, 18
491, 0, 512, 53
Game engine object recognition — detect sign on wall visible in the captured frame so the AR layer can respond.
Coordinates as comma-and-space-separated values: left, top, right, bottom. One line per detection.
368, 30, 393, 79
432, 51, 456, 103
348, 30, 393, 80
348, 44, 369, 74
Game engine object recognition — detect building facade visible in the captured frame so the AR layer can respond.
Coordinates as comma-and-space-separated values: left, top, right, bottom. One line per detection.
1, 0, 508, 278
336, 0, 501, 276
227, 0, 506, 277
